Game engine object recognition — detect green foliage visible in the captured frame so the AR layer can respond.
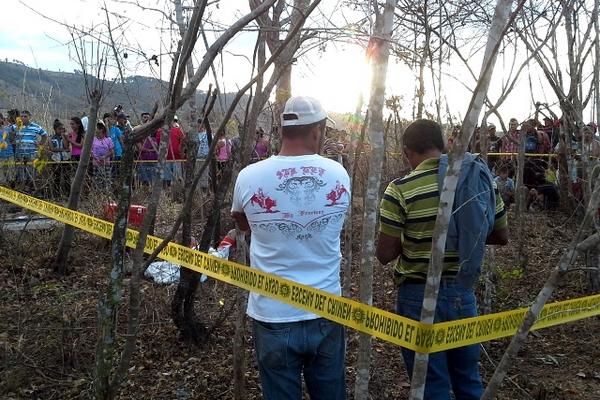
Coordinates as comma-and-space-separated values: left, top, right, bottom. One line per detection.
496, 266, 524, 280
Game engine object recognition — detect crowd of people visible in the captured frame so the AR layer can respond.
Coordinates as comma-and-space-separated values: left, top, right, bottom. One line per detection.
448, 117, 600, 210
0, 106, 274, 196
1, 97, 598, 399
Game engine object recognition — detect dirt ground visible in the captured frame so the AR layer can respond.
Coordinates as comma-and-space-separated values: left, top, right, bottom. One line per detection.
0, 203, 599, 399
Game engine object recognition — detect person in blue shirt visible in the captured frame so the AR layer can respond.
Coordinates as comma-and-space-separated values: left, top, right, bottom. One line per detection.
494, 165, 515, 207
0, 112, 15, 186
196, 118, 210, 192
107, 113, 125, 160
15, 110, 47, 160
15, 110, 47, 191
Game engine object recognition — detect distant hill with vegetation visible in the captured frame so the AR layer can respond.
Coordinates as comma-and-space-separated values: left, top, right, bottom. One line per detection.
0, 60, 253, 129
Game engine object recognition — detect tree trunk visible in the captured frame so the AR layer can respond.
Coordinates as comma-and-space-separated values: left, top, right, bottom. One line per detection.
342, 100, 366, 296
516, 130, 528, 269
108, 123, 170, 395
592, 0, 600, 134
174, 0, 199, 249
409, 1, 517, 399
416, 0, 429, 119
557, 128, 571, 209
233, 230, 249, 400
54, 90, 100, 275
354, 2, 396, 399
94, 137, 136, 400
168, 0, 314, 344
481, 114, 495, 315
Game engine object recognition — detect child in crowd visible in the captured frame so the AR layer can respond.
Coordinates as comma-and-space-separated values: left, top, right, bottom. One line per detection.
495, 165, 515, 207
91, 121, 114, 191
49, 119, 71, 197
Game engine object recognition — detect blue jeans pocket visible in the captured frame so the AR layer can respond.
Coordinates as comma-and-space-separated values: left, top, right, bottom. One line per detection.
396, 286, 425, 320
253, 321, 290, 369
317, 320, 343, 357
447, 288, 477, 319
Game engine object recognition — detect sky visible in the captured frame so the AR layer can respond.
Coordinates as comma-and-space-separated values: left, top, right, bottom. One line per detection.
2, 0, 598, 130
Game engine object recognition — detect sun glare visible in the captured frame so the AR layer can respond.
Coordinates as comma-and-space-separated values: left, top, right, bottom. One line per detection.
297, 47, 371, 114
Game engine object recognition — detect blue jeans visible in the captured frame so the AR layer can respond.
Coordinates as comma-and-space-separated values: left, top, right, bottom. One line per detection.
252, 318, 346, 400
396, 281, 482, 400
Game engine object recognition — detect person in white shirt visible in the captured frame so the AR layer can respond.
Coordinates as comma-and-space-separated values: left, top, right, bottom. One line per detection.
231, 96, 350, 400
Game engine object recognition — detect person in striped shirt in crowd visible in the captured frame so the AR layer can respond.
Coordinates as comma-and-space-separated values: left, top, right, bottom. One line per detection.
376, 119, 508, 400
14, 110, 48, 191
15, 110, 47, 161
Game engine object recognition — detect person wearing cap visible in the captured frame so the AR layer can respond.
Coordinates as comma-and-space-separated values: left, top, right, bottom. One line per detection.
231, 96, 350, 400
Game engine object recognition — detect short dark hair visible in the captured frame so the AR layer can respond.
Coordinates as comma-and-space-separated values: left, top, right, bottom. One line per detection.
21, 110, 31, 117
282, 119, 325, 139
103, 112, 112, 119
53, 118, 63, 131
403, 119, 444, 154
7, 109, 19, 121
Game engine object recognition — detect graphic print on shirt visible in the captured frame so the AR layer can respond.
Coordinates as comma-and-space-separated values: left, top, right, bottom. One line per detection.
244, 164, 347, 241
276, 176, 326, 207
325, 181, 349, 206
250, 188, 278, 213
250, 212, 345, 241
275, 166, 328, 207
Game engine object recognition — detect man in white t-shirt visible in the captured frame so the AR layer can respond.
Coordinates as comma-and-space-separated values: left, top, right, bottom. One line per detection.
232, 96, 350, 400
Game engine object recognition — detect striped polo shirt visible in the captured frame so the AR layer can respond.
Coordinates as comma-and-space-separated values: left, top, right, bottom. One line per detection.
15, 122, 47, 159
379, 157, 507, 284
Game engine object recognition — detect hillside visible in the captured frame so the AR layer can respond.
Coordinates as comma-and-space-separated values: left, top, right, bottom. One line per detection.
0, 61, 252, 127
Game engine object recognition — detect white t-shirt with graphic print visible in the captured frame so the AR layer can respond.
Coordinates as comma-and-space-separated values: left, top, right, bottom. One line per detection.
232, 154, 350, 323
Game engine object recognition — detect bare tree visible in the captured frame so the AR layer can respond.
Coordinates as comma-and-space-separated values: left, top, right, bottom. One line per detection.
92, 2, 280, 398
516, 0, 598, 208
250, 0, 319, 150
342, 102, 368, 296
408, 1, 522, 398
53, 29, 109, 275
169, 0, 321, 344
354, 1, 397, 399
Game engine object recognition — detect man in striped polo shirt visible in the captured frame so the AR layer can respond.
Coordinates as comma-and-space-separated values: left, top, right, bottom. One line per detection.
15, 110, 47, 191
376, 119, 508, 399
15, 110, 47, 160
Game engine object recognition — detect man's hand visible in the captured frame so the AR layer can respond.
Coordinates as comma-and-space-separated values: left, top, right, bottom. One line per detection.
376, 232, 402, 265
231, 211, 250, 232
487, 227, 508, 245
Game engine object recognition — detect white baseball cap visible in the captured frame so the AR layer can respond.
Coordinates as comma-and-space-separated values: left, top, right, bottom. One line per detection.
281, 96, 332, 127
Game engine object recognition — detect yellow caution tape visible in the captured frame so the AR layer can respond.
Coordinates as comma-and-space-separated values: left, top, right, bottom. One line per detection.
384, 151, 561, 157
1, 185, 598, 353
0, 159, 198, 167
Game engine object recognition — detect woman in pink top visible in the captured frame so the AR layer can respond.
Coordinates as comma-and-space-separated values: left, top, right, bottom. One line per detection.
216, 137, 232, 162
252, 129, 270, 162
91, 121, 114, 190
67, 116, 85, 161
